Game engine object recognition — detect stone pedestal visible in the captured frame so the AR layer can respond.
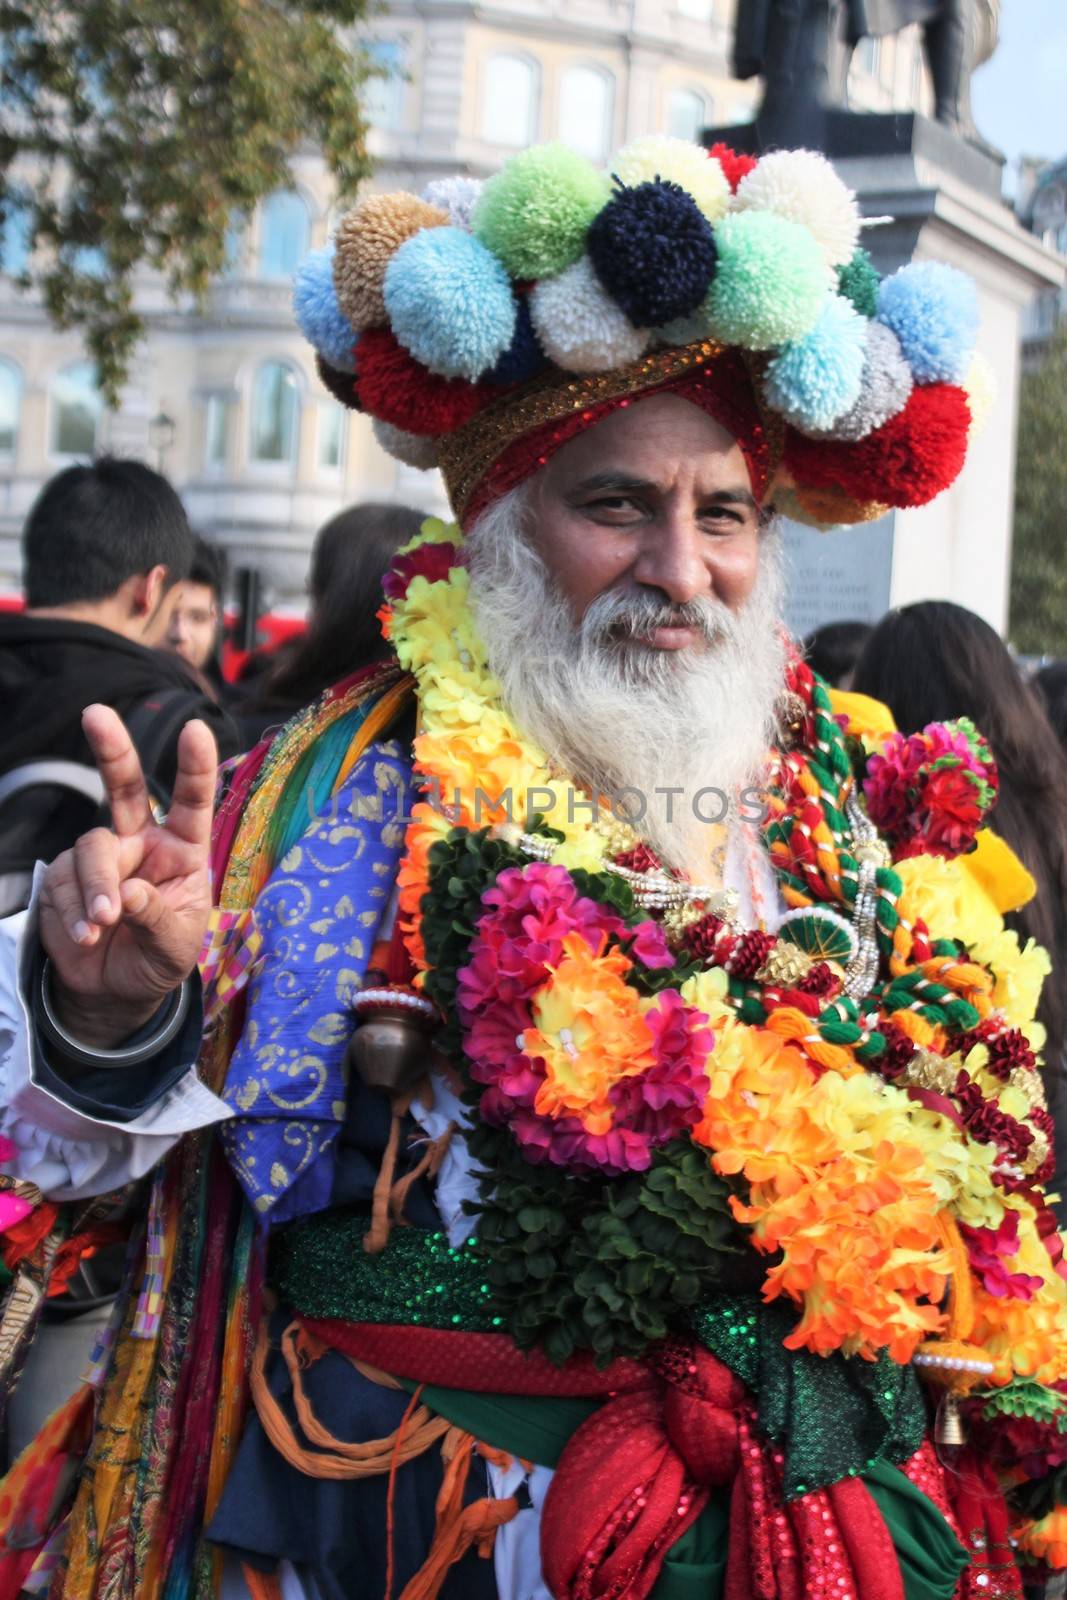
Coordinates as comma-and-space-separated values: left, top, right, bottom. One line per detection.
704, 114, 1064, 638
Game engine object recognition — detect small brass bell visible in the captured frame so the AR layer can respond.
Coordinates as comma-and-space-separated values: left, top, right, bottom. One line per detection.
934, 1394, 965, 1448
346, 988, 438, 1096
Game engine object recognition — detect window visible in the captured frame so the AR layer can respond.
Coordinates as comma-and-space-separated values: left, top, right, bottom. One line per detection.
50, 361, 101, 457
677, 0, 713, 17
250, 361, 300, 465
204, 393, 230, 468
257, 191, 310, 280
1056, 222, 1067, 257
857, 36, 881, 75
482, 54, 537, 147
559, 65, 614, 162
223, 216, 247, 277
317, 401, 345, 470
1, 204, 30, 277
0, 360, 20, 457
667, 88, 707, 143
365, 39, 405, 131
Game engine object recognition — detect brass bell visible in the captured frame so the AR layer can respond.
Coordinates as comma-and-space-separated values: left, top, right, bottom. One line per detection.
346, 997, 436, 1095
934, 1395, 966, 1448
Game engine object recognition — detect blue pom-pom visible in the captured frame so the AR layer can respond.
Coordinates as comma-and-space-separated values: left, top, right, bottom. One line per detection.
383, 225, 517, 381
765, 295, 867, 431
485, 298, 548, 386
293, 246, 358, 372
876, 261, 978, 385
586, 179, 717, 328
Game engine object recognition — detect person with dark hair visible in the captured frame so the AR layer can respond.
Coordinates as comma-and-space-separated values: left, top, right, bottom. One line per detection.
803, 618, 872, 688
240, 500, 426, 743
0, 457, 238, 886
852, 601, 1067, 1181
165, 535, 228, 693
1034, 660, 1067, 757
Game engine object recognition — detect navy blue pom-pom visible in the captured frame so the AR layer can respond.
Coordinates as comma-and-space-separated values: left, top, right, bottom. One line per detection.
485, 298, 549, 386
587, 179, 717, 329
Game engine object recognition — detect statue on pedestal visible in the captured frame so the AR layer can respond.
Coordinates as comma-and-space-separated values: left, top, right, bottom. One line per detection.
734, 0, 1000, 150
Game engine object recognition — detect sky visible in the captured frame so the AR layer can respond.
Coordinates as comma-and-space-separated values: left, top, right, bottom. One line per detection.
971, 0, 1067, 183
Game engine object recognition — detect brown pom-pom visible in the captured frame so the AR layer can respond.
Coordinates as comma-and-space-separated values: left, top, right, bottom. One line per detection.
333, 194, 448, 331
316, 352, 361, 410
792, 484, 888, 526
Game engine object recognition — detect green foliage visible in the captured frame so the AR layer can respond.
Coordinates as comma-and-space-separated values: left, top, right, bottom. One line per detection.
0, 0, 380, 401
1010, 323, 1067, 655
472, 1138, 744, 1367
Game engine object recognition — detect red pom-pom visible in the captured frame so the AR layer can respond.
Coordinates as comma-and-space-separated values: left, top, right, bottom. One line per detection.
355, 328, 493, 437
707, 142, 758, 193
785, 384, 971, 509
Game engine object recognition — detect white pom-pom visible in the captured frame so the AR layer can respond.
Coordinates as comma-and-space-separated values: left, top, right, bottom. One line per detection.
529, 255, 648, 373
373, 417, 439, 470
733, 150, 860, 269
421, 176, 484, 232
609, 134, 730, 225
963, 351, 996, 441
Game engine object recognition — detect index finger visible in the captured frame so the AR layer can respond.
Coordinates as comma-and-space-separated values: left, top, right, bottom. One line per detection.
82, 704, 152, 838
164, 718, 218, 850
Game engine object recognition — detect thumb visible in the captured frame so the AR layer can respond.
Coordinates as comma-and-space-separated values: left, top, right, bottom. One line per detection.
119, 877, 166, 932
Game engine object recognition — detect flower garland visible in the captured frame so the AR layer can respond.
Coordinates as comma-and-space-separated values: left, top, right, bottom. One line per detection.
383, 518, 1067, 1547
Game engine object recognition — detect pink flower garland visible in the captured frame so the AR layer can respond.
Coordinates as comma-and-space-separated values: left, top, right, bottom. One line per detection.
456, 863, 713, 1175
863, 717, 998, 860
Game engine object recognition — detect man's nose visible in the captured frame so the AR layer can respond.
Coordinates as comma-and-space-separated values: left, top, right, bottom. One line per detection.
631, 518, 709, 607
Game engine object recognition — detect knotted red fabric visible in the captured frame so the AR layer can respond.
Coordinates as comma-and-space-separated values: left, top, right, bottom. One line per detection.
301, 1320, 909, 1600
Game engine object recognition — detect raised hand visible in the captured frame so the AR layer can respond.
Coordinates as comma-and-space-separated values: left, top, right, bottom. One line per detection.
39, 704, 217, 1049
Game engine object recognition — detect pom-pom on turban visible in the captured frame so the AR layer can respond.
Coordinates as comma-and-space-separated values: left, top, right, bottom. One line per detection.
586, 180, 718, 328
333, 193, 448, 331
297, 135, 983, 532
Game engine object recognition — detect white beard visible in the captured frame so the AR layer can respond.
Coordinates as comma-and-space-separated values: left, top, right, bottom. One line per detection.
464, 484, 787, 883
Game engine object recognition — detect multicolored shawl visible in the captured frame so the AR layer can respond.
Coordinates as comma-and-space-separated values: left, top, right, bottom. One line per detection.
0, 661, 414, 1599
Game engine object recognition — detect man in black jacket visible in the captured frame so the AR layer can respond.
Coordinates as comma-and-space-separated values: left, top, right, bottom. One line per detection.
0, 457, 238, 872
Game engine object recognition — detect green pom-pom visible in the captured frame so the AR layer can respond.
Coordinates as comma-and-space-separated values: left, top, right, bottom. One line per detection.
705, 211, 829, 351
836, 248, 880, 317
472, 143, 609, 280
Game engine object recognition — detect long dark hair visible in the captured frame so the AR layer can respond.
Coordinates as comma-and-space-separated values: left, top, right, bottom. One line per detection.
852, 601, 1067, 1066
261, 501, 426, 707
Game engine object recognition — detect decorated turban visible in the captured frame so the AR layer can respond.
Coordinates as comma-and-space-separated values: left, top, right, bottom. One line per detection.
292, 138, 990, 531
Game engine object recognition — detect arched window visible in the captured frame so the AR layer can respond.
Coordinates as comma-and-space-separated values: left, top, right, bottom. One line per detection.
482, 54, 537, 147
317, 400, 345, 471
1, 205, 30, 277
559, 65, 614, 162
250, 361, 300, 465
257, 191, 310, 280
50, 361, 101, 457
203, 393, 231, 468
365, 39, 405, 131
0, 360, 20, 457
667, 88, 707, 143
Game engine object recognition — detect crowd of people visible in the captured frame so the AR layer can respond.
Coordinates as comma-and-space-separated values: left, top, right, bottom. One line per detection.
1, 134, 1067, 1600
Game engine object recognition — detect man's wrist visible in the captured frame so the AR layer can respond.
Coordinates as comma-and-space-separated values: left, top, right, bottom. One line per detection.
40, 963, 189, 1062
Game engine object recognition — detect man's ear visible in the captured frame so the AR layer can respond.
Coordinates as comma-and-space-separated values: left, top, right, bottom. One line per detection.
131, 564, 169, 619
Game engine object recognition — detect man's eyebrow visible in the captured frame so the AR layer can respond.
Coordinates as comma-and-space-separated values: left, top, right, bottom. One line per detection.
565, 470, 659, 497
705, 485, 758, 511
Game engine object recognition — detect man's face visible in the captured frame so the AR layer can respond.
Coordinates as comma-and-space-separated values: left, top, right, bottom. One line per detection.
528, 394, 763, 653
165, 581, 219, 668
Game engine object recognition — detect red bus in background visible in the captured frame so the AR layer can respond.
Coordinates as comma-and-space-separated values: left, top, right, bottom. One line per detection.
0, 592, 306, 685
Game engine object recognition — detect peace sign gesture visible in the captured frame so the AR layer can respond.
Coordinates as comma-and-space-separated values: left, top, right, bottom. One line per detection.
39, 704, 217, 1050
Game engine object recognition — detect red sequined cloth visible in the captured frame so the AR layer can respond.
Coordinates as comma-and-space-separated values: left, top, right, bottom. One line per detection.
303, 1320, 915, 1600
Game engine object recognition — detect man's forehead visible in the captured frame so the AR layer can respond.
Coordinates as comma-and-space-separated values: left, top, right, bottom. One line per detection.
540, 394, 753, 496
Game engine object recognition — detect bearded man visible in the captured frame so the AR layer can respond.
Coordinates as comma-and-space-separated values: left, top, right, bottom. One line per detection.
1, 139, 1064, 1600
